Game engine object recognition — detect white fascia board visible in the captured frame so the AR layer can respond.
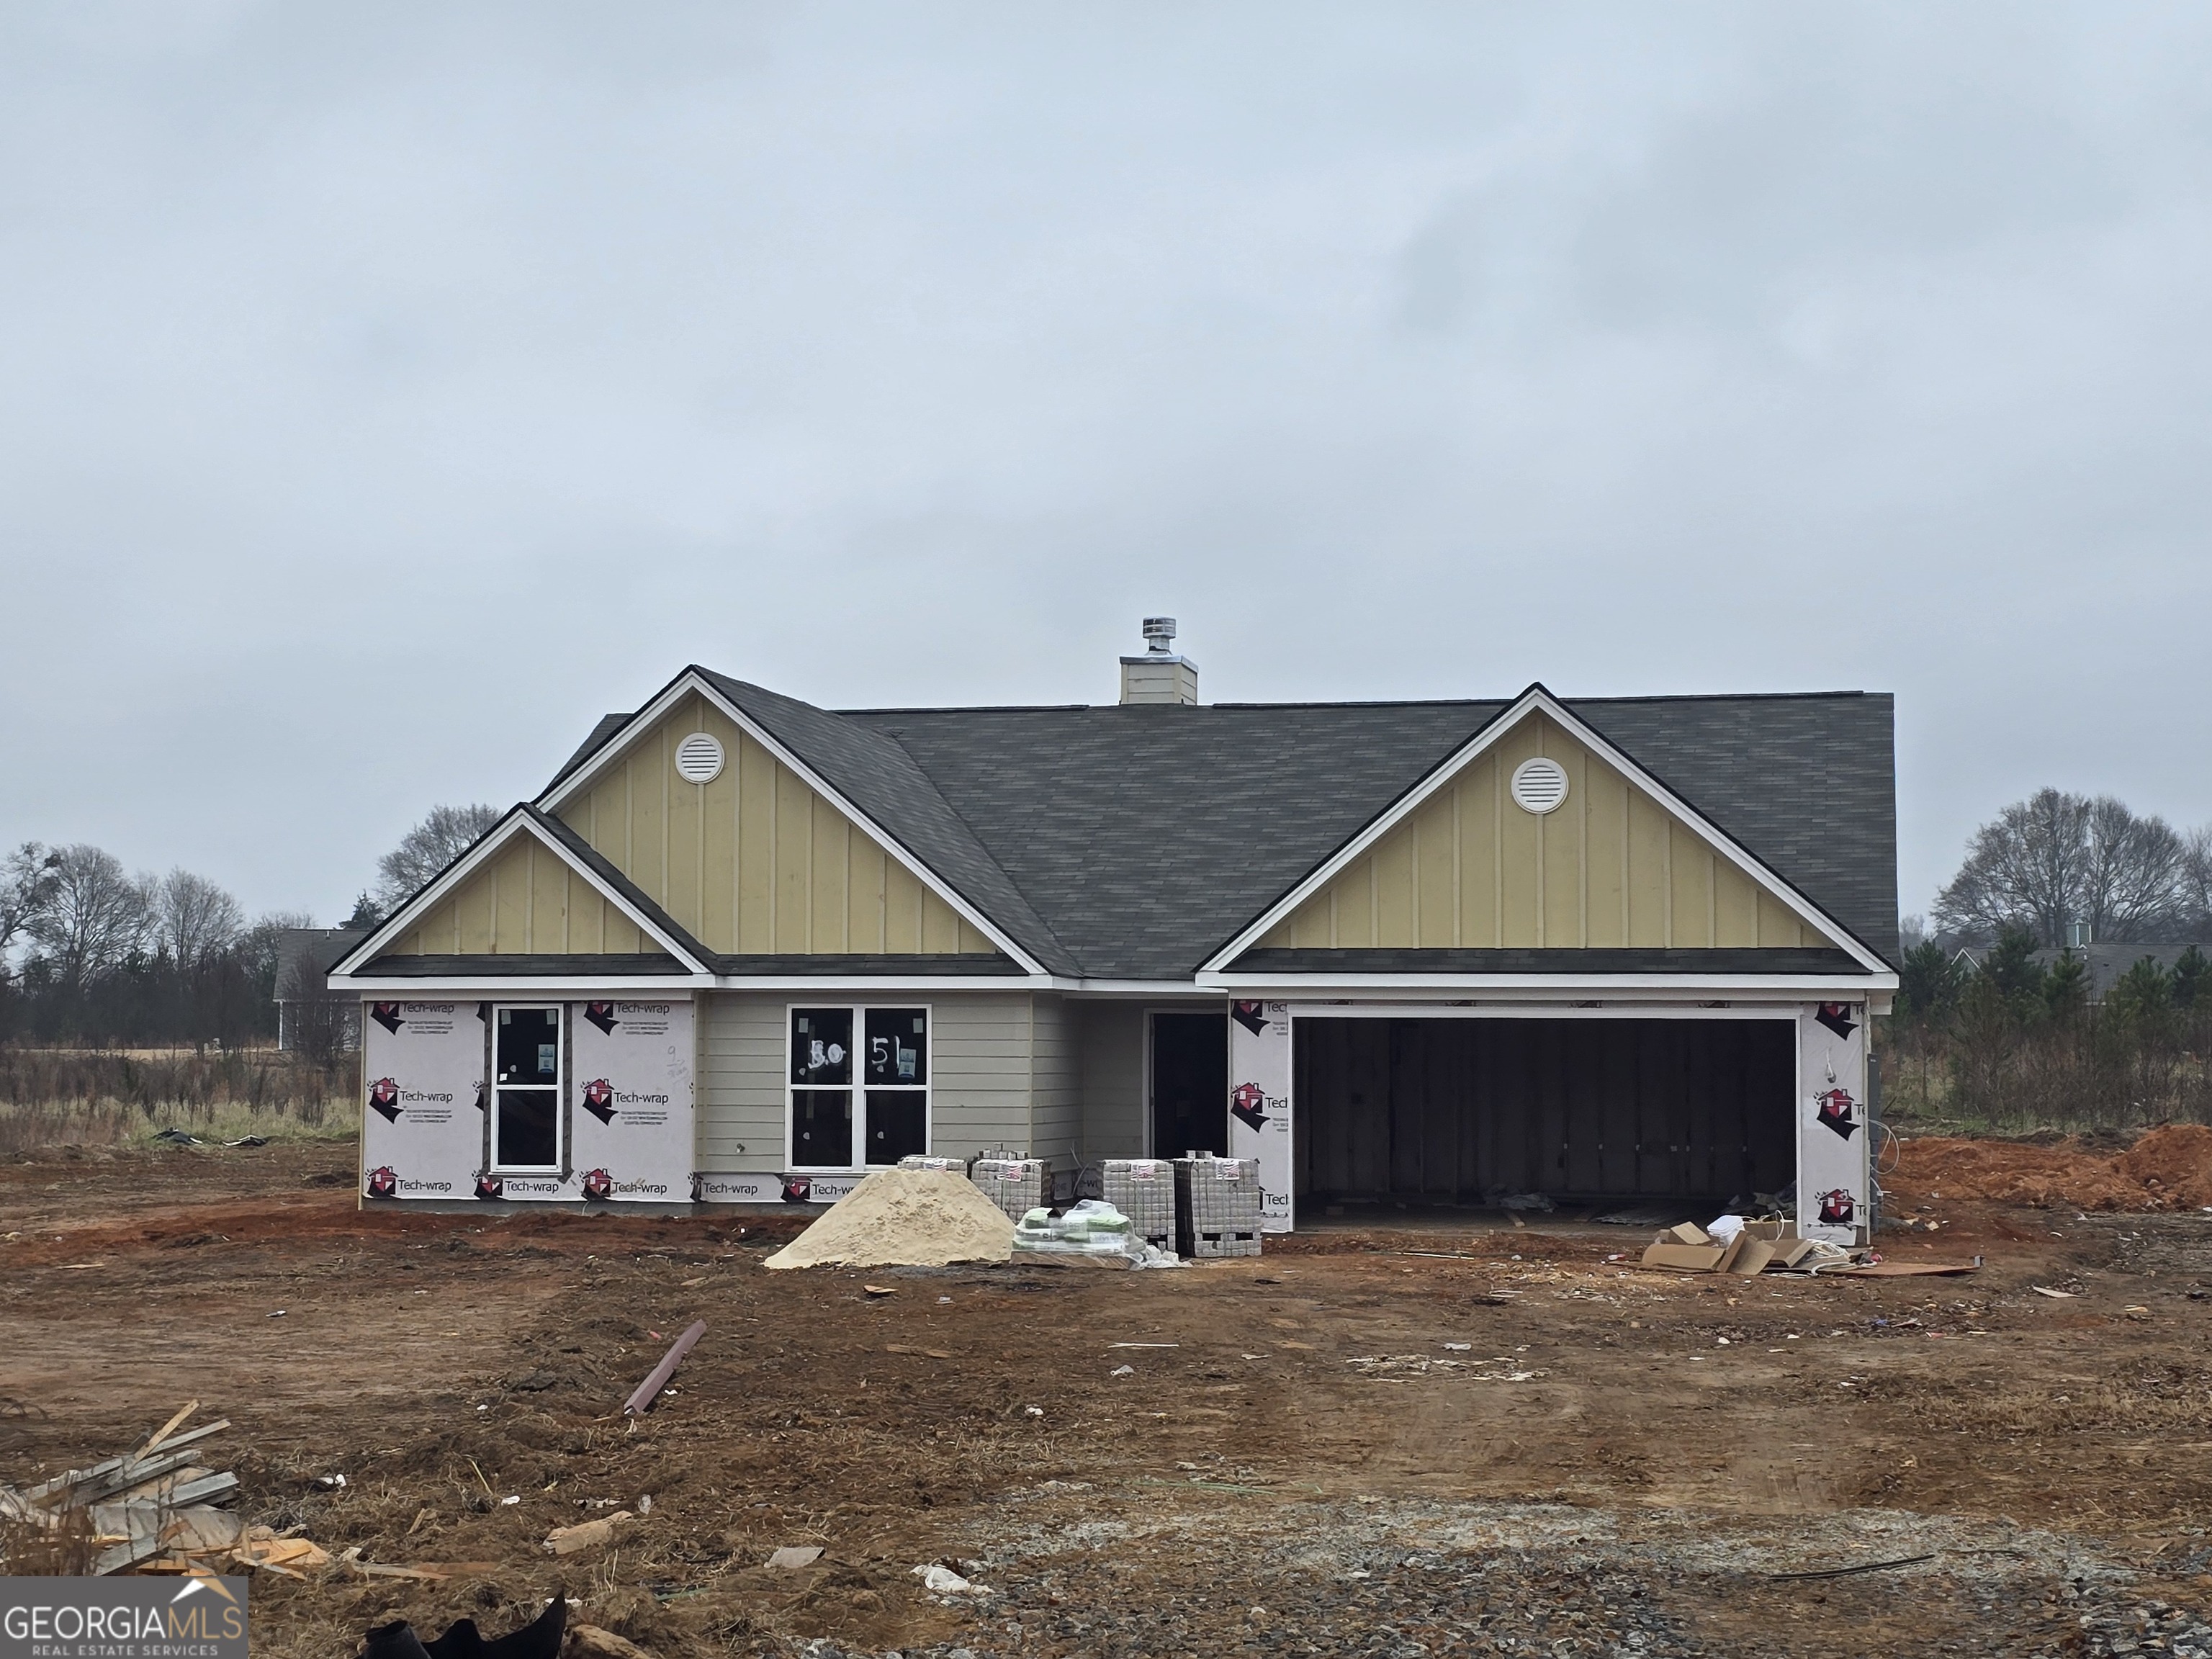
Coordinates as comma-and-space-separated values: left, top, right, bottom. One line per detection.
709, 974, 1047, 993
328, 810, 709, 979
332, 978, 707, 996
1200, 973, 1896, 1000
535, 669, 1044, 976
1200, 686, 1891, 976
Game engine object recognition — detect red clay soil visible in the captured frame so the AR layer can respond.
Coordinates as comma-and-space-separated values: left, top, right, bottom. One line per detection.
1887, 1123, 2212, 1212
6, 1137, 2212, 1658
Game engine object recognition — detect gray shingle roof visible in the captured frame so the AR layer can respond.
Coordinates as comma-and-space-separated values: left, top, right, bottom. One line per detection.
549, 676, 1898, 981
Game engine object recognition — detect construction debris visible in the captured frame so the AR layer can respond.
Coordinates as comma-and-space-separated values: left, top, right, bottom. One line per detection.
0, 1403, 246, 1575
1632, 1218, 1906, 1277
621, 1321, 706, 1416
544, 1511, 633, 1555
762, 1167, 1016, 1269
765, 1545, 824, 1569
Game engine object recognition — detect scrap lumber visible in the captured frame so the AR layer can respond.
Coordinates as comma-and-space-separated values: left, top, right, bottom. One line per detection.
623, 1320, 707, 1416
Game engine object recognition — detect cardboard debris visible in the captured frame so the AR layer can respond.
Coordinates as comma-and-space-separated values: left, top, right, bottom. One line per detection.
1640, 1243, 1726, 1272
1729, 1238, 1778, 1277
1633, 1223, 1910, 1277
766, 1545, 824, 1569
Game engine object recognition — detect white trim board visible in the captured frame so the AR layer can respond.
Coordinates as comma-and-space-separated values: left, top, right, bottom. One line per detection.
330, 809, 709, 978
532, 667, 1044, 974
1200, 685, 1891, 976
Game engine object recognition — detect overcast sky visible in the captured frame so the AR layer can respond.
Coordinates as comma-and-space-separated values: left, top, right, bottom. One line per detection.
5, 4, 2209, 927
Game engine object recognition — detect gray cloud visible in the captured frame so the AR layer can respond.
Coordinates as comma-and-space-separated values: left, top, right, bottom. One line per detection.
3, 3, 2209, 923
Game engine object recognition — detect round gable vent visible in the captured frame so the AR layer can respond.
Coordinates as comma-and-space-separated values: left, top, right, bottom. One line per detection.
673, 732, 724, 784
1510, 756, 1570, 815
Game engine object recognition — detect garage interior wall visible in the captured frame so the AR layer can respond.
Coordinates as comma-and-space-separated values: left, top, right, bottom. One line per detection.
1294, 1015, 1796, 1203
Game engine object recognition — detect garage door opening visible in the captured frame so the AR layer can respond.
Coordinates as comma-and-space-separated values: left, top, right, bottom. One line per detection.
1294, 1017, 1794, 1207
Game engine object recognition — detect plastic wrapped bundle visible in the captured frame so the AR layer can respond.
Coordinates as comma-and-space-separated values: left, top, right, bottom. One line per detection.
1010, 1199, 1179, 1264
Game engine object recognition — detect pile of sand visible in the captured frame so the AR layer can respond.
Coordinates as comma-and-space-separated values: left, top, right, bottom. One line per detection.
1888, 1124, 2212, 1212
762, 1168, 1016, 1270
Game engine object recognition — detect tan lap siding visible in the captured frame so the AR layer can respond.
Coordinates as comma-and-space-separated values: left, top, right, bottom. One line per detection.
698, 994, 786, 1172
1029, 994, 1081, 1168
930, 994, 1036, 1161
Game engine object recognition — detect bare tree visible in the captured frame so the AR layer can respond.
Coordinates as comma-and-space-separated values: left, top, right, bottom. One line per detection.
279, 934, 352, 1070
1935, 789, 2095, 946
2080, 799, 2190, 942
0, 842, 61, 974
1936, 788, 2200, 946
25, 845, 153, 991
2183, 827, 2212, 939
374, 804, 500, 912
152, 868, 245, 966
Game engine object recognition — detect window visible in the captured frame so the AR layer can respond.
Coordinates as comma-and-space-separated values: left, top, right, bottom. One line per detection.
493, 1004, 562, 1170
788, 1006, 928, 1169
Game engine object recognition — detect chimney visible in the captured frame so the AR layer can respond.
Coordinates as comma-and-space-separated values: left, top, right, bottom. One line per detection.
1119, 616, 1199, 706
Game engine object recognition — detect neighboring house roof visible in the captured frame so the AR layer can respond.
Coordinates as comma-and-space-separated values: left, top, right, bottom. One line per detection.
542, 676, 1898, 981
277, 927, 369, 994
2031, 943, 2210, 999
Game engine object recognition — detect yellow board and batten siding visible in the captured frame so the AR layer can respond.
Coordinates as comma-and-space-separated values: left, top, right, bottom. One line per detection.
381, 691, 996, 958
1256, 712, 1835, 953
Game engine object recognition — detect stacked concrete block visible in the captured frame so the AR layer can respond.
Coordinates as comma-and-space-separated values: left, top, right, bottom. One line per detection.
896, 1156, 967, 1173
969, 1154, 1050, 1223
1174, 1154, 1262, 1259
1101, 1158, 1177, 1251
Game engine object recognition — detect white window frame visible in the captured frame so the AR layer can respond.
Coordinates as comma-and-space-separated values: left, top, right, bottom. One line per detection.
490, 1002, 565, 1173
784, 1002, 933, 1172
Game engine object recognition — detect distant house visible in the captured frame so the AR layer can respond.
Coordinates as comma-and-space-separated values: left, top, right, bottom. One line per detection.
275, 929, 368, 1051
2033, 943, 2207, 1003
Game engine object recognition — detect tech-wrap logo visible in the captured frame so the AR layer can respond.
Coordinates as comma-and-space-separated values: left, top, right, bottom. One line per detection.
1817, 1188, 1857, 1226
580, 1079, 672, 1125
1231, 1082, 1282, 1134
585, 1000, 675, 1034
583, 1170, 670, 1199
371, 1002, 458, 1035
367, 1078, 457, 1124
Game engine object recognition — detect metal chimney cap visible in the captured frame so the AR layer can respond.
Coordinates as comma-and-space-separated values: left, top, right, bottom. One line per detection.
1141, 616, 1177, 653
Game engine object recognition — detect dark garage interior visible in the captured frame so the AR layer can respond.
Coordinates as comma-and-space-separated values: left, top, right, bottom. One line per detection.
1294, 1015, 1794, 1206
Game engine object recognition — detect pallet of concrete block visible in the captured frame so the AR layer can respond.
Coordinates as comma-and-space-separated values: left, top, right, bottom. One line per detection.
970, 1153, 1051, 1222
1102, 1158, 1177, 1251
1174, 1154, 1262, 1259
896, 1155, 968, 1173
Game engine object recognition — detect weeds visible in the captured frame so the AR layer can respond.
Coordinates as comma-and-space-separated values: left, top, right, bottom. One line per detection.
0, 1045, 359, 1154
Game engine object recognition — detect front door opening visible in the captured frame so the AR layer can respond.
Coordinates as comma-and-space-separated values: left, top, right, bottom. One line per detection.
1151, 1010, 1227, 1159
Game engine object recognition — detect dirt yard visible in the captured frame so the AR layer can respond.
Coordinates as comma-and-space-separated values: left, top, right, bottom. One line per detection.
4, 1138, 2212, 1658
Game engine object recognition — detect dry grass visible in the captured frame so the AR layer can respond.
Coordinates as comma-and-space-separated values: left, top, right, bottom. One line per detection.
0, 1045, 359, 1156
